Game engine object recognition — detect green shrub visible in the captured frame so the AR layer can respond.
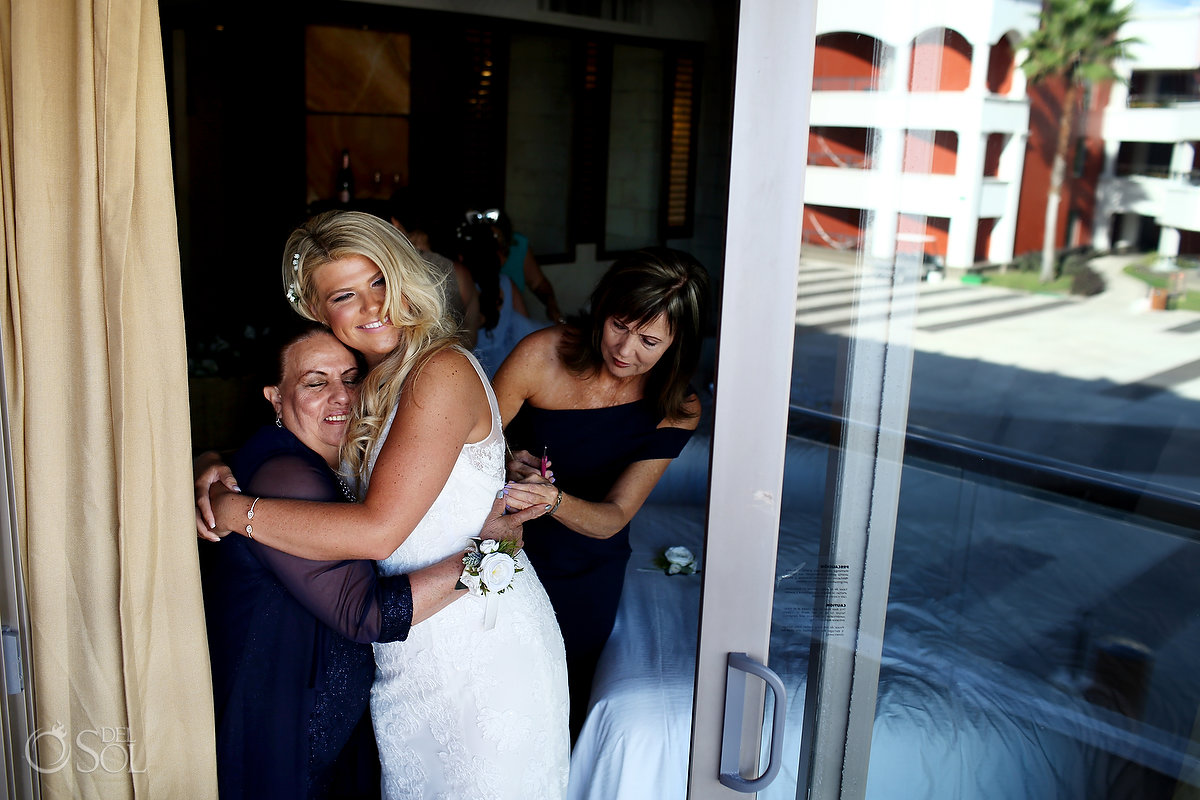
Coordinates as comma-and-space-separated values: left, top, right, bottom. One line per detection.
1070, 265, 1106, 296
1060, 250, 1095, 277
1010, 251, 1041, 272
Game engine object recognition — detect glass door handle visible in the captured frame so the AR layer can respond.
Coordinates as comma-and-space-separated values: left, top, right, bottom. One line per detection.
719, 652, 787, 792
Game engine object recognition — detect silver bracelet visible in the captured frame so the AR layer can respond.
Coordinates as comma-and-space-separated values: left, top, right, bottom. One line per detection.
246, 497, 261, 539
546, 486, 564, 516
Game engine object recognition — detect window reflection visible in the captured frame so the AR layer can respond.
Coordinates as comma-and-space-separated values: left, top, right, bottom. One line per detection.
782, 0, 1200, 798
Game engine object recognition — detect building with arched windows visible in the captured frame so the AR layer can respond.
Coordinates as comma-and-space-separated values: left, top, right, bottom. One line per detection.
803, 0, 1200, 273
803, 0, 1039, 270
1092, 4, 1200, 263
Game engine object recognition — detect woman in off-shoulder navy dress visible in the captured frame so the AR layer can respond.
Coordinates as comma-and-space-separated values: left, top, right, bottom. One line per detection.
495, 248, 709, 740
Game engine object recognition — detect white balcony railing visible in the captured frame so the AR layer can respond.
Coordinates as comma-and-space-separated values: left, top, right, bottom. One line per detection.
1159, 182, 1200, 232
1096, 174, 1200, 233
804, 166, 999, 218
1102, 104, 1200, 144
809, 91, 1029, 135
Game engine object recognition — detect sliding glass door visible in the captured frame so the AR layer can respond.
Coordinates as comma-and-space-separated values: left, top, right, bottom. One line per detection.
687, 0, 820, 796
686, 0, 1200, 798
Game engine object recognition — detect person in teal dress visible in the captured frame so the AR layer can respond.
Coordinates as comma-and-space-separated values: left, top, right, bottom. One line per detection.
467, 207, 566, 324
454, 218, 548, 379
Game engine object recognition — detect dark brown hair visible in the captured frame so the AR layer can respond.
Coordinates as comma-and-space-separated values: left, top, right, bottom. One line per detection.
561, 247, 709, 421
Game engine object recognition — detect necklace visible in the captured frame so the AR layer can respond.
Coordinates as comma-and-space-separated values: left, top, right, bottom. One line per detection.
334, 475, 358, 503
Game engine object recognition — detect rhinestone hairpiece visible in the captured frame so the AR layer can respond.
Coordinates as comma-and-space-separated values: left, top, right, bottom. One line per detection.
286, 282, 299, 304
292, 252, 301, 272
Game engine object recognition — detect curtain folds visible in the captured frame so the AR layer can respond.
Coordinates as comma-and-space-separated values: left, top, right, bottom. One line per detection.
0, 1, 217, 796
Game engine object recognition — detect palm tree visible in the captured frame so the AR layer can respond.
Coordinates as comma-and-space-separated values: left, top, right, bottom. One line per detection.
1022, 0, 1136, 283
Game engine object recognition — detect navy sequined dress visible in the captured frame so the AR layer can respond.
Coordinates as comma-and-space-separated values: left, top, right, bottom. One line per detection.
505, 398, 694, 737
200, 424, 414, 799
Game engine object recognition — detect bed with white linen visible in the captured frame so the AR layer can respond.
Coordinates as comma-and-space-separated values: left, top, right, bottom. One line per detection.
567, 437, 1200, 800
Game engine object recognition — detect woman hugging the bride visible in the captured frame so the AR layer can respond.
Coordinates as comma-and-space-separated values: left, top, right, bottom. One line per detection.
201, 210, 570, 798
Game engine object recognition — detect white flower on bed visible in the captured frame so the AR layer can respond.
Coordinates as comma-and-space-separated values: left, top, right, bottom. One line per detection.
654, 546, 697, 575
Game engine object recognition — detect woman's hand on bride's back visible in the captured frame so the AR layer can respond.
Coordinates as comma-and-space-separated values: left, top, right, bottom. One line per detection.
195, 451, 239, 542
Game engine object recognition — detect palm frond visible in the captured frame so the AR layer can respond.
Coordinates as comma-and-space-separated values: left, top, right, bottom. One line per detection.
1022, 0, 1138, 87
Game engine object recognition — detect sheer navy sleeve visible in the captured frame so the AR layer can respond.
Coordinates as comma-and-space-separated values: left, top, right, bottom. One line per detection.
242, 455, 412, 644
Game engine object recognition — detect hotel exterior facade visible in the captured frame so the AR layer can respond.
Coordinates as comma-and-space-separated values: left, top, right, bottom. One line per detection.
802, 0, 1200, 272
1092, 5, 1200, 264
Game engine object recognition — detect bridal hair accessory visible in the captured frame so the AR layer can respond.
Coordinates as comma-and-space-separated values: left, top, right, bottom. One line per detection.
457, 537, 523, 596
286, 254, 301, 304
245, 497, 262, 539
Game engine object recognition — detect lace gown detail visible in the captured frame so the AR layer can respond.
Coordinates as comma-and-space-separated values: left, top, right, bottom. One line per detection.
369, 351, 570, 799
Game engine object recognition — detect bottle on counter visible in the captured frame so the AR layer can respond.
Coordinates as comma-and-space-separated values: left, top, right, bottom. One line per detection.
336, 149, 354, 205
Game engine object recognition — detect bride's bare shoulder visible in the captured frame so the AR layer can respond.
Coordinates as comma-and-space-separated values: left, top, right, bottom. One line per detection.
405, 347, 487, 407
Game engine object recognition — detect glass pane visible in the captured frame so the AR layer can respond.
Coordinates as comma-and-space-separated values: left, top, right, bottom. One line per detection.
605, 43, 664, 252
506, 33, 573, 257
770, 1, 1200, 798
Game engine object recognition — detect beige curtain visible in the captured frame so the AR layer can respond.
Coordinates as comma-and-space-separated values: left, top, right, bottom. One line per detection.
0, 1, 217, 797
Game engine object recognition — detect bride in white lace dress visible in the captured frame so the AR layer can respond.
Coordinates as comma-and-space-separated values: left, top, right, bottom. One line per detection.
205, 211, 569, 798
368, 351, 568, 797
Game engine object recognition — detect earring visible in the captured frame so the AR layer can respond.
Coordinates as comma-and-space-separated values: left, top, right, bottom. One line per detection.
275, 415, 283, 429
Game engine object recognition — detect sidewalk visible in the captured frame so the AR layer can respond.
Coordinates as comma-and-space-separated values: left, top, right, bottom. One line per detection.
793, 250, 1200, 496
905, 254, 1200, 402
1082, 254, 1157, 312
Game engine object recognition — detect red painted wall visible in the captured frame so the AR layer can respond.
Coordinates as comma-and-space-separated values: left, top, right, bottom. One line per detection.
808, 126, 870, 167
976, 218, 997, 262
803, 204, 864, 250
898, 214, 949, 256
814, 33, 882, 89
984, 133, 1005, 177
1013, 76, 1104, 258
910, 29, 971, 92
987, 37, 1014, 94
904, 130, 958, 174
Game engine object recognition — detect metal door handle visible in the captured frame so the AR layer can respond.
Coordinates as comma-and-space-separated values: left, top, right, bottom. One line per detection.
719, 651, 787, 792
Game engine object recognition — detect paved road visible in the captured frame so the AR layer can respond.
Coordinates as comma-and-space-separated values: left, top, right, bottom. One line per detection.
789, 252, 1200, 500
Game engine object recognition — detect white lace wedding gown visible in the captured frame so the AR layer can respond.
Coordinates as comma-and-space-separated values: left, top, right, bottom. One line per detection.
368, 351, 570, 799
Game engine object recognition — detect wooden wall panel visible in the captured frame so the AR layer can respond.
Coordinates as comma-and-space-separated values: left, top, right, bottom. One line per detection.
306, 27, 411, 114
306, 116, 410, 204
304, 25, 412, 205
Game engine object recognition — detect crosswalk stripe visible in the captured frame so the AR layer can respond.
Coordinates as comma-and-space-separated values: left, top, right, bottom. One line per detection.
917, 299, 1074, 332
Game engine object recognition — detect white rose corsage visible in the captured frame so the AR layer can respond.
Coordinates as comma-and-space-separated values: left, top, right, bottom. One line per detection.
653, 545, 698, 575
457, 537, 524, 596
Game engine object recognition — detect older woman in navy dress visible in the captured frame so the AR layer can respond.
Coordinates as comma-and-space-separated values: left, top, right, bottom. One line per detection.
495, 248, 709, 739
199, 329, 468, 798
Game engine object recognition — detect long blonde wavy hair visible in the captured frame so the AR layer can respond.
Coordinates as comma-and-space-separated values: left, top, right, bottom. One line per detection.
282, 210, 459, 481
